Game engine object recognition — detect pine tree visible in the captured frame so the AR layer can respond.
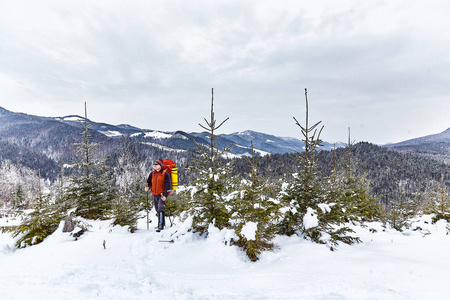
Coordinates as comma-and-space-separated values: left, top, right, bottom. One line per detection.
280, 90, 362, 249
1, 170, 62, 248
411, 182, 424, 216
280, 88, 325, 236
384, 181, 413, 231
67, 103, 114, 220
15, 183, 25, 210
112, 137, 145, 232
231, 141, 279, 261
327, 128, 382, 224
423, 174, 450, 222
187, 88, 232, 234
164, 192, 187, 227
54, 158, 69, 212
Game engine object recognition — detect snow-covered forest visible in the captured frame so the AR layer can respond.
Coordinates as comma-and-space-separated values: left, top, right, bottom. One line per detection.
1, 95, 450, 299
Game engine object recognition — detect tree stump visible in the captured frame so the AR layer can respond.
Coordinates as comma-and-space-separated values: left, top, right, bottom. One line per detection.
62, 215, 75, 232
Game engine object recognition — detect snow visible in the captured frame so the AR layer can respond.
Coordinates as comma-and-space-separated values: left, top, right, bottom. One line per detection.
303, 207, 319, 229
99, 130, 123, 137
1, 214, 449, 299
141, 142, 186, 153
240, 221, 258, 240
221, 152, 242, 159
143, 131, 172, 139
57, 116, 84, 122
253, 148, 271, 157
130, 131, 173, 139
234, 144, 271, 157
171, 133, 189, 140
318, 203, 332, 213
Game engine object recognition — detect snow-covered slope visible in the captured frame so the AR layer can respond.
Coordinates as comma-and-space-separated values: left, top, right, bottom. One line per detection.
1, 214, 449, 299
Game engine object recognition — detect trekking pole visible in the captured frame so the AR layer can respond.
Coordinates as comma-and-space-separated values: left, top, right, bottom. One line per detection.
146, 184, 149, 231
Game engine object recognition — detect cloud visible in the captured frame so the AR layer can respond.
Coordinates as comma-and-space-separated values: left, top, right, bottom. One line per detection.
1, 1, 450, 144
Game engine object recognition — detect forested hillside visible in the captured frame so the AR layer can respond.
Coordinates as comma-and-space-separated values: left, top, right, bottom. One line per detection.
231, 142, 450, 205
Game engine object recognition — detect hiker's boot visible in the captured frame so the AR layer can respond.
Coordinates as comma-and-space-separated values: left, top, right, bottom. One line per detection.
156, 211, 164, 232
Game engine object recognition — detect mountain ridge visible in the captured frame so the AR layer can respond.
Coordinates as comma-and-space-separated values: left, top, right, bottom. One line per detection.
3, 106, 450, 158
384, 127, 450, 155
0, 106, 344, 156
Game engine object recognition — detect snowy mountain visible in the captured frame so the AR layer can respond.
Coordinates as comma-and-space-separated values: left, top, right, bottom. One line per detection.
223, 130, 343, 153
54, 116, 345, 155
0, 106, 343, 159
384, 127, 450, 155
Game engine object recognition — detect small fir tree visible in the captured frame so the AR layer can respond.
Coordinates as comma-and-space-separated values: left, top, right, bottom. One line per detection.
231, 141, 279, 261
411, 182, 424, 216
67, 103, 114, 220
423, 174, 450, 222
54, 158, 72, 214
384, 181, 413, 231
281, 89, 361, 249
187, 88, 232, 234
2, 170, 62, 248
327, 128, 382, 224
280, 88, 325, 236
14, 183, 25, 210
112, 137, 146, 232
164, 192, 188, 227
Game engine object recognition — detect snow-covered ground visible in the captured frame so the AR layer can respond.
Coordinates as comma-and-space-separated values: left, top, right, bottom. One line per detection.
0, 214, 449, 300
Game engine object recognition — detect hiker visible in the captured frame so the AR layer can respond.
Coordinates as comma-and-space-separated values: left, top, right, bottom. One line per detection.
145, 159, 172, 231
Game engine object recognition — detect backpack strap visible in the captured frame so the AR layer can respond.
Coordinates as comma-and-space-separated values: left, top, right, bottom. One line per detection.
161, 169, 172, 196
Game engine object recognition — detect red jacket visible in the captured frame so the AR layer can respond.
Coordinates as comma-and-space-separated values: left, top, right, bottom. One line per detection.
147, 170, 172, 196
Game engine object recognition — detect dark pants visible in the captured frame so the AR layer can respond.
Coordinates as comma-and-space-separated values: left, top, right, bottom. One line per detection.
153, 195, 166, 213
153, 195, 166, 229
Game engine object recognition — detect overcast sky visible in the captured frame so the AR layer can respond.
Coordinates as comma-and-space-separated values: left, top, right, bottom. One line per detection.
1, 1, 450, 144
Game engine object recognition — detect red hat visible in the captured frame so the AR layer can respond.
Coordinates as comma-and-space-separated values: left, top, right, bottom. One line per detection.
154, 159, 163, 167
